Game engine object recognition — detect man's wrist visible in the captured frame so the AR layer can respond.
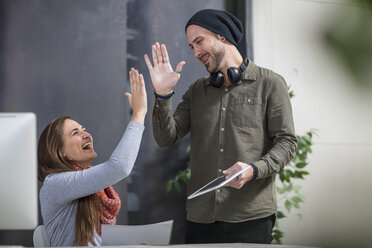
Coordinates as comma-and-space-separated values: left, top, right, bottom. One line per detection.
154, 90, 174, 99
250, 163, 258, 180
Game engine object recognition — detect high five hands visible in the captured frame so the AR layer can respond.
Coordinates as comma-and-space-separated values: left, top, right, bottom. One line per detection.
144, 42, 186, 94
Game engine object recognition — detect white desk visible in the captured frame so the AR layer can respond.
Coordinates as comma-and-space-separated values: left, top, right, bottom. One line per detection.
106, 244, 320, 248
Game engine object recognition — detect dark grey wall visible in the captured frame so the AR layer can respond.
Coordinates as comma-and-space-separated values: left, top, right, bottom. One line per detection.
0, 0, 128, 245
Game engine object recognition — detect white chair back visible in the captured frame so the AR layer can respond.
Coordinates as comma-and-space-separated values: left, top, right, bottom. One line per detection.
101, 220, 173, 246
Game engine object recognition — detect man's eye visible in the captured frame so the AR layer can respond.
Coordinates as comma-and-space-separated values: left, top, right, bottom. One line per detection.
73, 132, 78, 136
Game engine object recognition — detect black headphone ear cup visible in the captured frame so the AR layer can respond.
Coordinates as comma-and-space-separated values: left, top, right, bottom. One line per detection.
210, 72, 224, 88
210, 59, 248, 87
240, 58, 247, 73
227, 67, 241, 85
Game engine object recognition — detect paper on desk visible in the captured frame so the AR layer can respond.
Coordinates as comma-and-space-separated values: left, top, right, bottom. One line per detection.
101, 220, 173, 246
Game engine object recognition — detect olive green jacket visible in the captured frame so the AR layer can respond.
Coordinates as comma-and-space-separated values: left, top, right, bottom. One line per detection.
153, 60, 297, 223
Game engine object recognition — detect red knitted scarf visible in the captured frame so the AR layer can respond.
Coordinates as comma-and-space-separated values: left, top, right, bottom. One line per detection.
73, 164, 121, 234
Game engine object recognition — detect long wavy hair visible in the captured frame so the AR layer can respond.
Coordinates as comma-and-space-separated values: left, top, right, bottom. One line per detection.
38, 116, 101, 246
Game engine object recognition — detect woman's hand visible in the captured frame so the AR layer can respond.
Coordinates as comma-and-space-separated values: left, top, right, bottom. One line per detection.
125, 68, 147, 124
144, 42, 186, 94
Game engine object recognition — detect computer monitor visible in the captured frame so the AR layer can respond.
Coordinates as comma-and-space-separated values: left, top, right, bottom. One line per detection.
0, 113, 38, 230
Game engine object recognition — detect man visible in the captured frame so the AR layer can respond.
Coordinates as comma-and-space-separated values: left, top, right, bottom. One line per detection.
144, 9, 297, 244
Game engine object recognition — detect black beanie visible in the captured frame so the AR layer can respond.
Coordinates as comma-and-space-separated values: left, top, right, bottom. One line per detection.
185, 9, 243, 47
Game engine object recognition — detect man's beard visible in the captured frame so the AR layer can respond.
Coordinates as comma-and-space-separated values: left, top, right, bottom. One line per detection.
206, 46, 225, 73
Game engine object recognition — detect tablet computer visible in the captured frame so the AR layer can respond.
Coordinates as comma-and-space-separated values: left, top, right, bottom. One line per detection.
187, 166, 250, 200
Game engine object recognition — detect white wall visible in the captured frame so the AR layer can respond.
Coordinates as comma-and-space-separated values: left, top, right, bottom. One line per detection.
252, 1, 372, 247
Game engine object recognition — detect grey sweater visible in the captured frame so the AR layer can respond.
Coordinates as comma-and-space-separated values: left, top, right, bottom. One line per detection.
39, 121, 144, 246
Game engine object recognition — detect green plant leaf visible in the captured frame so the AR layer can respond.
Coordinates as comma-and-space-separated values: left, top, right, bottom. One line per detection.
302, 171, 310, 175
307, 131, 313, 138
297, 192, 306, 200
295, 171, 307, 179
174, 180, 181, 193
272, 229, 283, 244
279, 171, 286, 182
294, 185, 301, 193
186, 168, 191, 180
295, 162, 307, 169
304, 135, 312, 145
286, 169, 294, 177
277, 186, 286, 194
277, 211, 286, 219
180, 171, 189, 183
293, 155, 302, 164
296, 153, 306, 162
293, 195, 302, 202
285, 200, 292, 212
273, 229, 283, 238
286, 183, 293, 192
166, 180, 173, 193
292, 196, 304, 209
285, 174, 291, 183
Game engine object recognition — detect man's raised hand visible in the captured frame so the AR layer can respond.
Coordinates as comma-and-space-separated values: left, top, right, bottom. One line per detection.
144, 42, 186, 94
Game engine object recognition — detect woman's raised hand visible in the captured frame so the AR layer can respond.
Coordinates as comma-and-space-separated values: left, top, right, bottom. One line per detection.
125, 68, 147, 124
144, 42, 186, 94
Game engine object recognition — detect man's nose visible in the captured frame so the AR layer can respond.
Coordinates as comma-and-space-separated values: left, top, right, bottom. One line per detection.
194, 47, 201, 59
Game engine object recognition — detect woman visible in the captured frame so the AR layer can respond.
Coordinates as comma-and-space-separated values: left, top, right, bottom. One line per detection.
38, 68, 147, 246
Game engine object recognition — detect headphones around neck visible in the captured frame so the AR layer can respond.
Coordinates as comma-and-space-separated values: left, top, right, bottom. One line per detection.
210, 58, 248, 88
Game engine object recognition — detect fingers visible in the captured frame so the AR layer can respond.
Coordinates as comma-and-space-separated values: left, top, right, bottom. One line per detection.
128, 67, 147, 99
151, 43, 158, 65
149, 42, 170, 66
152, 42, 162, 65
144, 54, 153, 70
223, 163, 241, 178
175, 61, 186, 74
161, 44, 169, 63
138, 73, 146, 97
124, 92, 132, 105
227, 178, 245, 189
129, 68, 141, 93
146, 42, 185, 75
129, 68, 134, 93
128, 68, 147, 121
222, 163, 241, 188
155, 42, 164, 63
223, 162, 253, 189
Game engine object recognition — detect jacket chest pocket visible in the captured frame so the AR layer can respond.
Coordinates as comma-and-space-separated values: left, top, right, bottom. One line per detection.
230, 96, 262, 128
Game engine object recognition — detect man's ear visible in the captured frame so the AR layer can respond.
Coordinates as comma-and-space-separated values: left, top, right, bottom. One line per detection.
216, 34, 225, 41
